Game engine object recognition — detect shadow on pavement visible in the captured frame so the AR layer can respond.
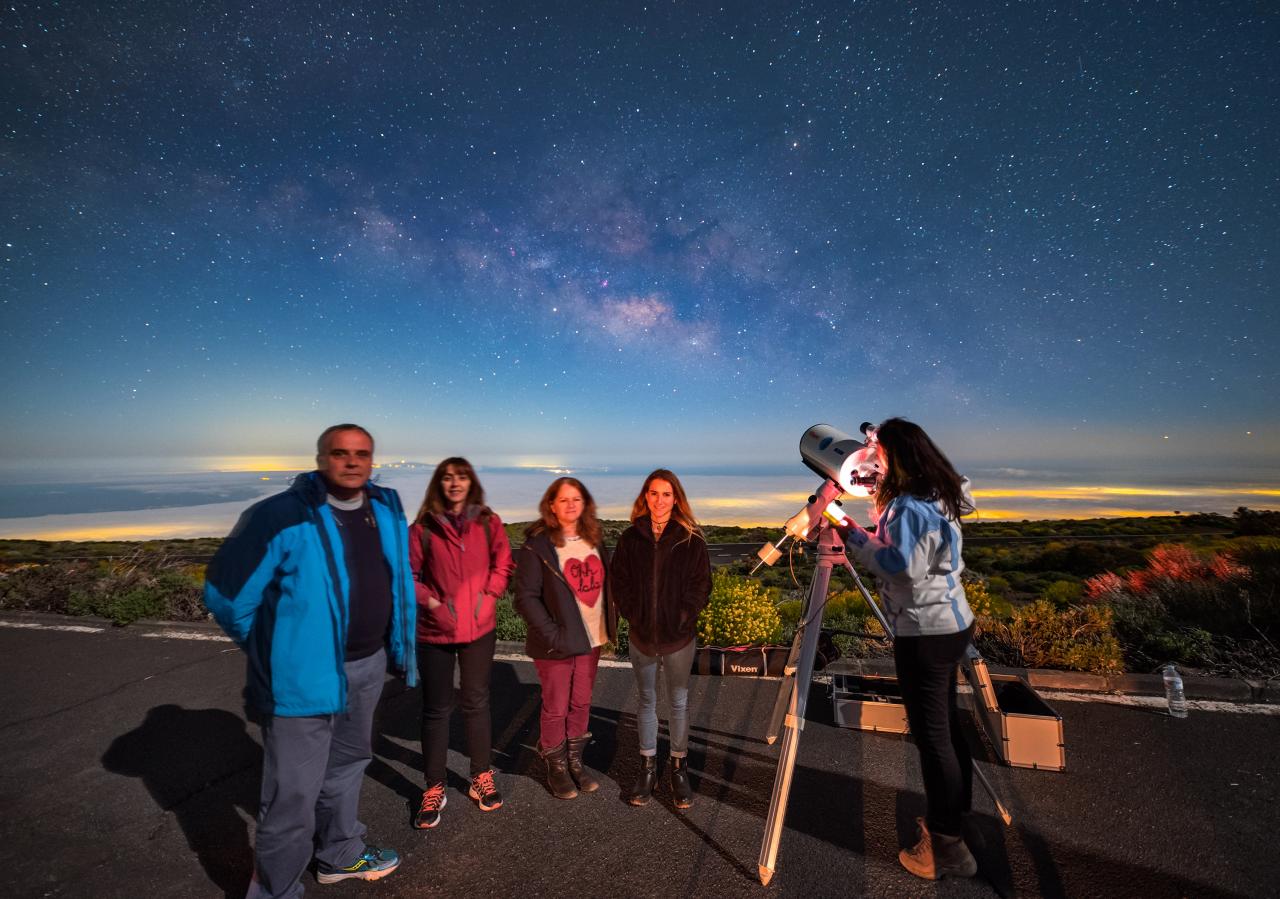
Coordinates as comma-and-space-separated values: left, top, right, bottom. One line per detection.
101, 704, 260, 898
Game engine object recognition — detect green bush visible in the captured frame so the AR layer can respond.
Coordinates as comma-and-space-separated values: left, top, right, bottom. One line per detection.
964, 577, 1014, 620
697, 571, 780, 646
0, 561, 99, 614
494, 594, 527, 642
976, 600, 1123, 675
1042, 579, 1084, 609
2, 553, 205, 626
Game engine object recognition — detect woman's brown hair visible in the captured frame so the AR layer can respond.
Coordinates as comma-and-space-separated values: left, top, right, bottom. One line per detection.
526, 476, 603, 548
873, 418, 974, 521
629, 469, 702, 541
414, 457, 490, 525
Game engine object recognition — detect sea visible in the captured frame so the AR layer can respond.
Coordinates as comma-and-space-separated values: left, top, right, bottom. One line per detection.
1, 457, 1278, 541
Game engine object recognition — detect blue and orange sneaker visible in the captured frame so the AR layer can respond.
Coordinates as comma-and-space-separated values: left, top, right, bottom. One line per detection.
316, 845, 400, 884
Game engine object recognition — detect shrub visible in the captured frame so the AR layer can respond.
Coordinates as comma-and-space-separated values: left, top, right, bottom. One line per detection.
494, 594, 527, 642
1042, 579, 1084, 609
0, 561, 99, 615
1234, 507, 1280, 536
697, 571, 781, 646
976, 600, 1123, 675
964, 578, 1013, 620
1, 552, 205, 626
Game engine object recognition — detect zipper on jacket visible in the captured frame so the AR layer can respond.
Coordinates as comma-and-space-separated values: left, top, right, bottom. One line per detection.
311, 498, 349, 712
650, 533, 660, 639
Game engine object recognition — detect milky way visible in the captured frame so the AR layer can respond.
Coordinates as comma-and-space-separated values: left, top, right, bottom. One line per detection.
3, 1, 1276, 476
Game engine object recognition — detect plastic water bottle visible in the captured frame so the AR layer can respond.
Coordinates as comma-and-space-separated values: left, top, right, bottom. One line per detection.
1162, 664, 1188, 718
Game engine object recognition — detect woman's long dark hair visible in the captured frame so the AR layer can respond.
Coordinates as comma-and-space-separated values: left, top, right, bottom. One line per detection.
415, 457, 490, 525
629, 469, 701, 541
526, 476, 603, 548
873, 418, 973, 521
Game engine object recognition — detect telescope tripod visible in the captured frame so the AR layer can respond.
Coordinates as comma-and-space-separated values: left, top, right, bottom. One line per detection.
756, 520, 1011, 886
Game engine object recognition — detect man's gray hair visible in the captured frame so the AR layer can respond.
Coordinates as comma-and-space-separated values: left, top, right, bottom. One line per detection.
316, 423, 375, 455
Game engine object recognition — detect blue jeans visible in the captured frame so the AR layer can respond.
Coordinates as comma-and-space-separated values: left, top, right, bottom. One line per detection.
247, 649, 386, 899
628, 639, 697, 758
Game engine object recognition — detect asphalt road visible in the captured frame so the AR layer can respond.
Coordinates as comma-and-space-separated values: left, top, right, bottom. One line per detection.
1, 621, 1276, 899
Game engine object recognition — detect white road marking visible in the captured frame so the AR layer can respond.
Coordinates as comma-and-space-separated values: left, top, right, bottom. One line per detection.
0, 620, 104, 634
141, 630, 233, 642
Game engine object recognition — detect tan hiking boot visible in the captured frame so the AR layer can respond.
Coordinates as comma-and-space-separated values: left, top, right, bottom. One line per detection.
898, 817, 978, 880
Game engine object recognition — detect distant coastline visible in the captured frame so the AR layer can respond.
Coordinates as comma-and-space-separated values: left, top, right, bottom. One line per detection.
0, 462, 1277, 541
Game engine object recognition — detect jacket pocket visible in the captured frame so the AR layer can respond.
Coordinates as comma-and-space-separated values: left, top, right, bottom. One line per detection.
421, 599, 457, 639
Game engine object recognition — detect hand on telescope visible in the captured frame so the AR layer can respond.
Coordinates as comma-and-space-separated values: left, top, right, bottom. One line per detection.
828, 516, 870, 548
842, 522, 871, 548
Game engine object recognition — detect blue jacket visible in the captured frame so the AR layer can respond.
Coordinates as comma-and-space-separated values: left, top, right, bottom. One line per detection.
204, 471, 418, 716
845, 479, 975, 637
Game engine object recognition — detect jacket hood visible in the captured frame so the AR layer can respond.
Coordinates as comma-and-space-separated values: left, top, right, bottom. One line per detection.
959, 476, 975, 514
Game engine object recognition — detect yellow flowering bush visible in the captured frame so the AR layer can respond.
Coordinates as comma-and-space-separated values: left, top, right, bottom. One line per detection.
697, 571, 781, 646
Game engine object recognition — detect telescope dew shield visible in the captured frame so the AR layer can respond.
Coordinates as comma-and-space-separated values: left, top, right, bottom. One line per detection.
799, 424, 879, 497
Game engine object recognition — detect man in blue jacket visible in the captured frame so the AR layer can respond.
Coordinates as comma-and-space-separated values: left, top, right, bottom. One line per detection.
205, 424, 417, 899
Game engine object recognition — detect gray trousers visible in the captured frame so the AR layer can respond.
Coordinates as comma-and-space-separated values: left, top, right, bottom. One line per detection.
246, 648, 386, 899
629, 639, 697, 758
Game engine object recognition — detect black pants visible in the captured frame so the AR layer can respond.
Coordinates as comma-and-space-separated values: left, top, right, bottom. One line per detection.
894, 622, 975, 837
417, 630, 496, 786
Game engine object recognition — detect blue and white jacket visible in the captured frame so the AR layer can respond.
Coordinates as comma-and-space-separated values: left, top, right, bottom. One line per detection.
204, 471, 418, 716
845, 479, 975, 637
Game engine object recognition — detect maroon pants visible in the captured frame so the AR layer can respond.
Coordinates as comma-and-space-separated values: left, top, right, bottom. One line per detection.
533, 648, 601, 751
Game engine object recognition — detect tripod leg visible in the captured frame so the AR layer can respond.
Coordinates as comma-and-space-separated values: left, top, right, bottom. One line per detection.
971, 761, 1013, 825
758, 549, 836, 885
765, 614, 806, 744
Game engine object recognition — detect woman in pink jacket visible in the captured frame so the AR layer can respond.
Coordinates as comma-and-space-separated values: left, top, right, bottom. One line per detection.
409, 457, 514, 830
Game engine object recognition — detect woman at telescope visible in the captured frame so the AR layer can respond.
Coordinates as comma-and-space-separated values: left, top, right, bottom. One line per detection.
514, 477, 616, 800
840, 418, 978, 881
610, 470, 711, 808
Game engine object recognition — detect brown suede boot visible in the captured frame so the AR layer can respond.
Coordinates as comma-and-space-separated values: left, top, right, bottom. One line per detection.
566, 733, 599, 793
540, 741, 578, 800
898, 817, 977, 880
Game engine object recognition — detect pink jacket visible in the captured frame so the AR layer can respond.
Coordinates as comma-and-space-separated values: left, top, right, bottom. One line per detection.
409, 506, 515, 645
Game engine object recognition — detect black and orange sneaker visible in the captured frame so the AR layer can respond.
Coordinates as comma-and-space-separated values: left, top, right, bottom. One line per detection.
413, 783, 447, 829
468, 769, 503, 811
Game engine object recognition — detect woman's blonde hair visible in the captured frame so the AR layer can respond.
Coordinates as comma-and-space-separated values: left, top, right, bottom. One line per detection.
629, 469, 701, 540
526, 476, 603, 548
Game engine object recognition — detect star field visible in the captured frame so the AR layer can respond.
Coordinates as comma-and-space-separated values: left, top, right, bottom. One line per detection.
2, 1, 1276, 474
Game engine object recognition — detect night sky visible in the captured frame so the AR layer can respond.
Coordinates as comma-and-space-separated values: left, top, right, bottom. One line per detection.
4, 1, 1277, 480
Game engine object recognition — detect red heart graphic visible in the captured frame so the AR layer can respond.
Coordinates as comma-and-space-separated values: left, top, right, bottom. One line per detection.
564, 555, 603, 608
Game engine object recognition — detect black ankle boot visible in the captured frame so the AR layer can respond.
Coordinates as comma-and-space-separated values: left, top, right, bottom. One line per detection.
566, 733, 599, 793
540, 741, 578, 800
627, 755, 658, 806
670, 756, 694, 809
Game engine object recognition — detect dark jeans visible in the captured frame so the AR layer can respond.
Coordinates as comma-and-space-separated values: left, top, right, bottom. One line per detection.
417, 630, 496, 787
894, 622, 975, 838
